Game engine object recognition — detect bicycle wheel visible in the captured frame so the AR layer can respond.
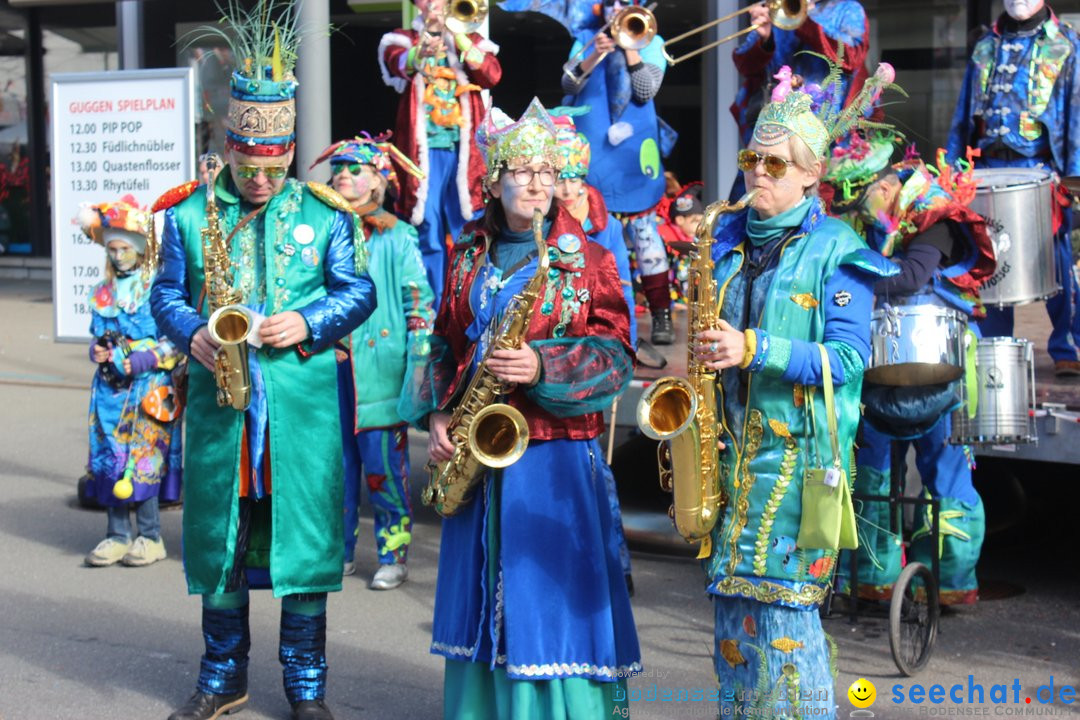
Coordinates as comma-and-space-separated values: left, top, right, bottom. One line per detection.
889, 561, 939, 676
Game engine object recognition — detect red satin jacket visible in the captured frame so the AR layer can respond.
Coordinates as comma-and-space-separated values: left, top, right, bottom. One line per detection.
435, 206, 634, 441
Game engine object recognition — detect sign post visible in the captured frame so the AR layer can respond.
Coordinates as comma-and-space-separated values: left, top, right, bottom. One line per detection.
51, 68, 195, 342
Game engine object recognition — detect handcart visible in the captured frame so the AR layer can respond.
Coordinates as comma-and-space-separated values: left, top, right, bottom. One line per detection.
822, 444, 941, 676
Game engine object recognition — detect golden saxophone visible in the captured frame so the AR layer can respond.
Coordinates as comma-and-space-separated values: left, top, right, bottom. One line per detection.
421, 209, 550, 517
201, 155, 252, 411
636, 190, 759, 544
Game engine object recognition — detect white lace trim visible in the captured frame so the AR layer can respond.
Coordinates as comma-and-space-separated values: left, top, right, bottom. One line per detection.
431, 640, 478, 658
505, 660, 643, 680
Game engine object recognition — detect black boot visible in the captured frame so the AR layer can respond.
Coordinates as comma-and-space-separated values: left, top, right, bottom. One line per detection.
291, 699, 335, 720
167, 689, 249, 720
651, 308, 674, 345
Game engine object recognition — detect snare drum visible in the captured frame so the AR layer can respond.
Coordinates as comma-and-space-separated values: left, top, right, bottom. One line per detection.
867, 302, 967, 386
949, 336, 1036, 446
969, 168, 1059, 306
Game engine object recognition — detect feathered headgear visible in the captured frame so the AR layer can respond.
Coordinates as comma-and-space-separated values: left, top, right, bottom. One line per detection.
309, 132, 425, 195
753, 49, 906, 159
186, 0, 310, 157
822, 129, 904, 213
475, 97, 565, 184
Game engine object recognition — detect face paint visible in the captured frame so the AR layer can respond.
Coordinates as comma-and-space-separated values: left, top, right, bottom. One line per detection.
603, 0, 628, 22
1004, 0, 1043, 21
107, 242, 139, 274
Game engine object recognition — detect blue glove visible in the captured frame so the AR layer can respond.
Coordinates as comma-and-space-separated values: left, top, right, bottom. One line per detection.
126, 349, 158, 376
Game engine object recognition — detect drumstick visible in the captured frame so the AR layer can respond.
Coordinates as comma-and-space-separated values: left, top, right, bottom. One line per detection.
606, 397, 619, 466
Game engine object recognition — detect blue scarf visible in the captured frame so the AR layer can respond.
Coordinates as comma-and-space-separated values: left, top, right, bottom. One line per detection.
745, 196, 812, 246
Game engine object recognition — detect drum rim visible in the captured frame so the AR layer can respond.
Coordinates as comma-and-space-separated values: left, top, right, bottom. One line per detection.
974, 336, 1033, 347
870, 305, 967, 319
972, 167, 1053, 191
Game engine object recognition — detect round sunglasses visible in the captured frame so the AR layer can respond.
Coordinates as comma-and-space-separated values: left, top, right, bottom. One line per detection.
737, 149, 796, 179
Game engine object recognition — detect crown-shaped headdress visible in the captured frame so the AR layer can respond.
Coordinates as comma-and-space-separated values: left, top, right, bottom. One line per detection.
476, 97, 565, 184
309, 132, 424, 195
752, 49, 905, 160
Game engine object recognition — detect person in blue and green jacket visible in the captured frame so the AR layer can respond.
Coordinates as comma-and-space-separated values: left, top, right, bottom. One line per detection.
150, 4, 376, 718
310, 135, 434, 592
694, 65, 899, 718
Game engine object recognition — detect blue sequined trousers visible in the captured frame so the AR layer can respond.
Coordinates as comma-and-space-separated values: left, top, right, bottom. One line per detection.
279, 597, 329, 703
197, 605, 250, 696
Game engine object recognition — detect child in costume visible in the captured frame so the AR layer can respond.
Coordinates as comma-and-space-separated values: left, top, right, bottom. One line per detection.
657, 181, 706, 302
695, 64, 899, 717
824, 133, 996, 605
82, 195, 182, 568
947, 0, 1080, 375
378, 0, 502, 310
309, 135, 434, 591
402, 98, 640, 718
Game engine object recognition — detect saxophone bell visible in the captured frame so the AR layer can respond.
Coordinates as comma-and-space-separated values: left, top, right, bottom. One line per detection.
637, 376, 697, 441
468, 403, 530, 468
635, 194, 758, 544
207, 304, 253, 411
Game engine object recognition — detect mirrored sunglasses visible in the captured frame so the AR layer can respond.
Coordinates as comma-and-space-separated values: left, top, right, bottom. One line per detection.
330, 162, 365, 175
235, 164, 290, 180
737, 149, 795, 179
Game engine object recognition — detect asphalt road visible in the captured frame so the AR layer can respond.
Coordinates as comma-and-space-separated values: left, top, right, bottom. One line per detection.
1, 279, 1078, 720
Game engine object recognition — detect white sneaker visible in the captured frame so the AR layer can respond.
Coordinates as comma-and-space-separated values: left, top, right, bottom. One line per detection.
121, 536, 167, 567
85, 537, 132, 567
343, 561, 356, 576
370, 563, 407, 590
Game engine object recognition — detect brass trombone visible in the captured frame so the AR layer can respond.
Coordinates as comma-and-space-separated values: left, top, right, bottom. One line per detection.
444, 0, 488, 34
562, 3, 658, 80
662, 0, 807, 65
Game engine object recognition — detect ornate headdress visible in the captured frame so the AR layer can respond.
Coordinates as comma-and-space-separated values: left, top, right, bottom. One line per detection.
76, 194, 152, 251
475, 97, 565, 184
752, 52, 905, 160
308, 132, 424, 195
822, 129, 903, 212
188, 0, 307, 157
549, 105, 591, 179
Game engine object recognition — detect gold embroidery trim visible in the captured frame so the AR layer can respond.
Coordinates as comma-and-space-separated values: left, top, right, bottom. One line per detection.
711, 576, 828, 606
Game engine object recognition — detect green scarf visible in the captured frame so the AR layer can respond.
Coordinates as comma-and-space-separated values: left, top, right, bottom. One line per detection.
745, 196, 811, 246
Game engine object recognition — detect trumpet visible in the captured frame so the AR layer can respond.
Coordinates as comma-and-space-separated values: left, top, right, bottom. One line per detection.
662, 0, 807, 65
563, 4, 658, 80
444, 0, 488, 34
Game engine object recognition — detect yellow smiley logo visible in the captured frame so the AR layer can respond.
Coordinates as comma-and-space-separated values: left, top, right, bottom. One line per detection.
848, 678, 877, 708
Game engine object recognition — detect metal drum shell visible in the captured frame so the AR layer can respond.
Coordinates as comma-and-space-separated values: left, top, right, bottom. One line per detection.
950, 337, 1036, 446
969, 168, 1059, 307
867, 303, 967, 386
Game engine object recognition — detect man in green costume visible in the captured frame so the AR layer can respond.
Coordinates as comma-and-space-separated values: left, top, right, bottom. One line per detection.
150, 4, 377, 719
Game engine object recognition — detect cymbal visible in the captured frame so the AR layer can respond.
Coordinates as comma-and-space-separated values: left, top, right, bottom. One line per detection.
1061, 176, 1080, 196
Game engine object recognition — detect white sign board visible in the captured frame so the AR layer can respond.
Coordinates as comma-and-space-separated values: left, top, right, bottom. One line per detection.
51, 68, 195, 342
